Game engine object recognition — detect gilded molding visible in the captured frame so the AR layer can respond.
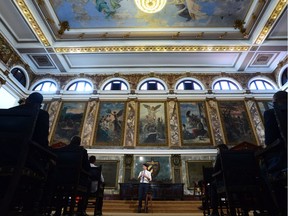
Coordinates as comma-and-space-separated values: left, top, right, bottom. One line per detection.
0, 77, 6, 85
55, 46, 250, 53
255, 0, 287, 44
16, 0, 50, 46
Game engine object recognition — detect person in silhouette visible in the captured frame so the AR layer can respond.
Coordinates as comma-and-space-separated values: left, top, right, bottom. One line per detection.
263, 90, 287, 215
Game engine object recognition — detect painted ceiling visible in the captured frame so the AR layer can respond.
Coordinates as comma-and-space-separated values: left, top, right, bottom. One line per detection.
0, 0, 287, 75
51, 0, 252, 28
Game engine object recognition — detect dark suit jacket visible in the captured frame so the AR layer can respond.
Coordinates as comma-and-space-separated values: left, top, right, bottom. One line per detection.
10, 104, 49, 147
264, 108, 287, 146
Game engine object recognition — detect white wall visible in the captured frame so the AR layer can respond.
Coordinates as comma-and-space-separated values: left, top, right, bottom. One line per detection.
0, 87, 18, 108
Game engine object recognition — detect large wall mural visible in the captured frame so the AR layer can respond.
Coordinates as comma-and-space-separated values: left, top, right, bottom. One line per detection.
46, 97, 268, 148
94, 101, 126, 146
138, 102, 167, 146
218, 101, 256, 145
51, 0, 252, 28
178, 102, 211, 146
52, 102, 87, 145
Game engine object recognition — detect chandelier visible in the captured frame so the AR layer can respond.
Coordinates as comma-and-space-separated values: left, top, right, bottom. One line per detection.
134, 0, 167, 14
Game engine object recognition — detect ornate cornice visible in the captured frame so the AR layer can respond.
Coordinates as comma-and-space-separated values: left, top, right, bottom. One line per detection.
255, 0, 287, 44
15, 0, 50, 46
55, 46, 250, 53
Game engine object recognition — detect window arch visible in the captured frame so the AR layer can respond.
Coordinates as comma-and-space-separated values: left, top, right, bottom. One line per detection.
280, 67, 287, 86
10, 67, 28, 88
137, 78, 167, 91
248, 78, 276, 90
101, 78, 129, 91
66, 79, 93, 92
32, 80, 58, 93
212, 79, 241, 90
175, 78, 204, 90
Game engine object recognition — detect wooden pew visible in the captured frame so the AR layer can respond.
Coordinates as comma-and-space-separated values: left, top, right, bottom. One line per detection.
0, 108, 55, 215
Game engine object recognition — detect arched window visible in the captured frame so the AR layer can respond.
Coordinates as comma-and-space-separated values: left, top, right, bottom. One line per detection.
213, 80, 240, 90
33, 81, 57, 92
11, 68, 27, 87
176, 79, 203, 90
139, 80, 166, 90
280, 67, 287, 86
249, 79, 275, 90
103, 80, 128, 91
67, 80, 92, 92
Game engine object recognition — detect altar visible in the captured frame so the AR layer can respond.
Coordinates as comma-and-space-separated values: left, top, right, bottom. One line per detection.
119, 183, 184, 200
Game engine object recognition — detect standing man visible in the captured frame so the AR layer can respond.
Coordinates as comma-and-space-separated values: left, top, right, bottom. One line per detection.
137, 163, 152, 213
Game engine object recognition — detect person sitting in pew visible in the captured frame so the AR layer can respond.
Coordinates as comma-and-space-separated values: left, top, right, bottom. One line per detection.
58, 135, 90, 216
210, 144, 229, 216
9, 92, 50, 176
89, 155, 105, 216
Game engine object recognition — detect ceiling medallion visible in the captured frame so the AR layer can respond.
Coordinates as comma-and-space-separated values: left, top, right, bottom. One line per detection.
135, 0, 167, 13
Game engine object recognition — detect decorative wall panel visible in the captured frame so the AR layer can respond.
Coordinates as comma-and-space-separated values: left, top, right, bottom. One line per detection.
82, 100, 99, 147
206, 99, 224, 145
123, 100, 137, 147
167, 100, 181, 147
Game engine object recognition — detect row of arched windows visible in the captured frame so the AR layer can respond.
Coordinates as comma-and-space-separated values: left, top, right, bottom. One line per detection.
10, 66, 287, 94
31, 77, 277, 93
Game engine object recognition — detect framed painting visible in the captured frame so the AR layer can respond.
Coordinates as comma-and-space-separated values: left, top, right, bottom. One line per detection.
95, 160, 119, 189
137, 102, 167, 146
218, 101, 256, 145
134, 156, 171, 182
94, 101, 125, 146
178, 102, 212, 146
186, 160, 213, 189
52, 102, 86, 145
256, 101, 273, 120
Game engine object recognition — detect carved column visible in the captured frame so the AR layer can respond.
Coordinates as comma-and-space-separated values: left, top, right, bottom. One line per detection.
206, 99, 224, 145
123, 99, 137, 148
167, 99, 181, 148
171, 154, 182, 183
47, 99, 62, 144
124, 154, 134, 182
81, 99, 99, 147
245, 99, 265, 146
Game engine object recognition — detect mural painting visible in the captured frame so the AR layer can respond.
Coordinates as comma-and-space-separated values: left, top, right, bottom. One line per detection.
179, 102, 211, 146
52, 102, 86, 145
218, 101, 256, 145
51, 0, 252, 28
138, 102, 167, 146
94, 101, 125, 146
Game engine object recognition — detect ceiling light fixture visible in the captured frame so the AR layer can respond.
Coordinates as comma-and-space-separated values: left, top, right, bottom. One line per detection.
135, 0, 166, 14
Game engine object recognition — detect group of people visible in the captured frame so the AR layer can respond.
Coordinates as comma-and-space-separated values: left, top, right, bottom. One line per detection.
10, 92, 104, 216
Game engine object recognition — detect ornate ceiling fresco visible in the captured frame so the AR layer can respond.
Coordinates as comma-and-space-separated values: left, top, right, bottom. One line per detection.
51, 0, 251, 28
0, 0, 287, 75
